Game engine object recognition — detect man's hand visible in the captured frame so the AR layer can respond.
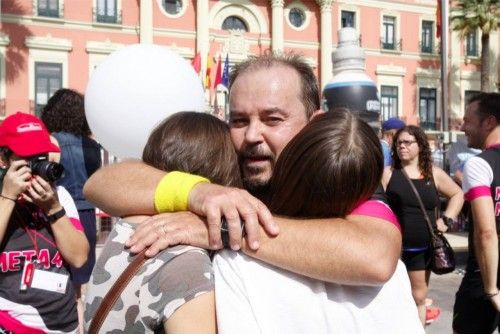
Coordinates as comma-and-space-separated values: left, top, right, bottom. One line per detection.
125, 212, 210, 256
188, 183, 277, 250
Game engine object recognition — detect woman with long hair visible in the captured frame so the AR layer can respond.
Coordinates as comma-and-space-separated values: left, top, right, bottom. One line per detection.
214, 109, 423, 333
41, 88, 102, 331
381, 125, 463, 325
84, 112, 241, 333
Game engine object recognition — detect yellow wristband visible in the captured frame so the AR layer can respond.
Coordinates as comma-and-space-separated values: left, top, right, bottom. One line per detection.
154, 171, 210, 213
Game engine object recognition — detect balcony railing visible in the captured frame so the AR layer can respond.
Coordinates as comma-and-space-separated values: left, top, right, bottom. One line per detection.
38, 5, 59, 18
419, 41, 440, 54
380, 38, 402, 51
93, 7, 122, 24
420, 120, 437, 130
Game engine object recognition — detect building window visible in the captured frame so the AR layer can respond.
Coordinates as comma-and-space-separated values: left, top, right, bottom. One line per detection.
466, 30, 478, 57
35, 62, 62, 116
222, 16, 248, 32
464, 90, 480, 109
289, 8, 305, 28
419, 88, 437, 130
341, 11, 355, 28
38, 0, 59, 18
96, 0, 117, 23
382, 16, 396, 50
381, 85, 398, 120
162, 0, 182, 15
421, 21, 433, 53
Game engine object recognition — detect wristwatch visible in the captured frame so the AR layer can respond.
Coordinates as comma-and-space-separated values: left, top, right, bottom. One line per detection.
441, 214, 455, 228
46, 207, 66, 224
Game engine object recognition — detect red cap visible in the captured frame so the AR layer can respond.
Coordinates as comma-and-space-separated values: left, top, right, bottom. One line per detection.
0, 112, 60, 157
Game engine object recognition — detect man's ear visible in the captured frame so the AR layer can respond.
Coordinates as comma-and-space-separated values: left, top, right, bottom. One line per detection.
310, 109, 325, 121
484, 115, 498, 131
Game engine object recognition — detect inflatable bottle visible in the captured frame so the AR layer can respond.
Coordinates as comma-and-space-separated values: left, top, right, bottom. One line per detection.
323, 27, 381, 130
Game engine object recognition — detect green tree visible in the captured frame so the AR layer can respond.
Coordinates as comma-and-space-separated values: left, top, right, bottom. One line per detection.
450, 0, 499, 91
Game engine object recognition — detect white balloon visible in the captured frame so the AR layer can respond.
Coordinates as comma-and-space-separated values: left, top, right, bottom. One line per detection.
85, 44, 205, 159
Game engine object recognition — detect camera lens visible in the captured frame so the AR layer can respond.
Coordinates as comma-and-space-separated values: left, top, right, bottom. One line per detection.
31, 161, 65, 182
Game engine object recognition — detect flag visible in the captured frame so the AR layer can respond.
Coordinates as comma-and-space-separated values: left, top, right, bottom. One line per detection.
436, 0, 441, 39
204, 55, 212, 89
191, 52, 201, 74
221, 54, 229, 88
214, 55, 223, 89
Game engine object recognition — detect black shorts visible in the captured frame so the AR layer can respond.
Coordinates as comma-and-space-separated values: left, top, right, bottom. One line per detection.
401, 248, 431, 271
453, 270, 500, 334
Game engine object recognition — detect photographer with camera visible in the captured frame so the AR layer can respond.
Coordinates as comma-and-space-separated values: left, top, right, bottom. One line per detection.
0, 112, 88, 333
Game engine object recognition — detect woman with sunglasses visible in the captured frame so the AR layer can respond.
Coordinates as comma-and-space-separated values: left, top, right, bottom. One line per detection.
381, 125, 463, 326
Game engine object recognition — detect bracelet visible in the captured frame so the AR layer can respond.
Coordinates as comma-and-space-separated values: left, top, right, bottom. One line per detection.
154, 171, 210, 213
220, 217, 246, 249
0, 194, 16, 202
485, 290, 499, 299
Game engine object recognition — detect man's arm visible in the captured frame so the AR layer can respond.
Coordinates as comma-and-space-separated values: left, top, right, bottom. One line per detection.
128, 210, 401, 285
83, 160, 165, 216
470, 197, 500, 310
241, 214, 401, 285
89, 163, 400, 285
462, 156, 500, 310
85, 161, 277, 249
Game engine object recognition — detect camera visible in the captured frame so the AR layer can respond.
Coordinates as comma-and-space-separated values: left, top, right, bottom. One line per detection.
27, 155, 64, 182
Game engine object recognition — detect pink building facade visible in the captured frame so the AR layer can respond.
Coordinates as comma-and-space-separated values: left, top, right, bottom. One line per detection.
1, 0, 498, 134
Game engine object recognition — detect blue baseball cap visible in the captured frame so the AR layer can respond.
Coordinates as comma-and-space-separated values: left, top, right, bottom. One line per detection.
382, 118, 405, 131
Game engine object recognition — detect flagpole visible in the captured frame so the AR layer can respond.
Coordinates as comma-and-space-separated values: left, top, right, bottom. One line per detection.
440, 0, 449, 132
224, 90, 229, 122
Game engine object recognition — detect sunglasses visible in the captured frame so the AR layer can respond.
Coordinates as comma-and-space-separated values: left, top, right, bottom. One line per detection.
396, 140, 417, 147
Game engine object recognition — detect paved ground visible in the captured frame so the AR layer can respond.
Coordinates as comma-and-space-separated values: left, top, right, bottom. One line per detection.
426, 268, 464, 333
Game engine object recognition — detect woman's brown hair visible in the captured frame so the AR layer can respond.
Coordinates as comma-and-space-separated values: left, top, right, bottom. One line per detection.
268, 108, 383, 218
142, 112, 241, 188
41, 88, 91, 136
391, 125, 433, 181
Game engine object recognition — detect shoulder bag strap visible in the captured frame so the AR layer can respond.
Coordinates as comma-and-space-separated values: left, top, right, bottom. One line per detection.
88, 249, 148, 334
400, 169, 436, 239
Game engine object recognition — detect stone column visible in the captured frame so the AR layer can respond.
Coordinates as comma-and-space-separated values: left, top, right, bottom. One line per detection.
316, 0, 333, 91
449, 30, 462, 129
271, 0, 284, 52
197, 0, 210, 70
139, 0, 153, 43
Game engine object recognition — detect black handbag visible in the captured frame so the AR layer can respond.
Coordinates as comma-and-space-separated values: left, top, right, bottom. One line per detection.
401, 169, 456, 275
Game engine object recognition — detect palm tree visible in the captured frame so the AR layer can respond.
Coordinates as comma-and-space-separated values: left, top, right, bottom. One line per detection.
450, 0, 499, 91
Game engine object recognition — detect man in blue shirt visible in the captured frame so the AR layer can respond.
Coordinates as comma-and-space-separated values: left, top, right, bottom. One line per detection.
381, 117, 405, 166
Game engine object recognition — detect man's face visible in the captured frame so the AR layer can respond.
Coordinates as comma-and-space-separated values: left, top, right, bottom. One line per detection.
384, 129, 398, 145
461, 101, 487, 149
229, 66, 310, 194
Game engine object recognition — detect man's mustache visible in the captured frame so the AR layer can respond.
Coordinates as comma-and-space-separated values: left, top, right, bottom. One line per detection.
240, 147, 275, 160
